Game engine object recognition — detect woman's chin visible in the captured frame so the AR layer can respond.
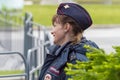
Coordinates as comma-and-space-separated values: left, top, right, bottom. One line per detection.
53, 41, 59, 45
53, 40, 57, 44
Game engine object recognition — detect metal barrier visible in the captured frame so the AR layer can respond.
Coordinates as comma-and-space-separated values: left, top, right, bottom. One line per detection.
24, 12, 33, 59
27, 46, 42, 80
0, 12, 51, 80
0, 52, 29, 80
24, 12, 51, 80
0, 11, 28, 80
26, 21, 51, 80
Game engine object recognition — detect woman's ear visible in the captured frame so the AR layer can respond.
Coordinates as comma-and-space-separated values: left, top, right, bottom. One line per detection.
64, 23, 71, 32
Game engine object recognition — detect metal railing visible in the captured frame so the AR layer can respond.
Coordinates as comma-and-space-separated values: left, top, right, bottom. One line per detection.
0, 52, 29, 80
26, 20, 51, 80
24, 12, 51, 80
0, 12, 51, 80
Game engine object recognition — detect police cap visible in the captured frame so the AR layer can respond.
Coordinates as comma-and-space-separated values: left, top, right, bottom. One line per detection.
57, 3, 92, 30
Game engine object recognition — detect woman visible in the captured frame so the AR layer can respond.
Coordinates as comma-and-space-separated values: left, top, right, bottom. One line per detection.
39, 3, 99, 80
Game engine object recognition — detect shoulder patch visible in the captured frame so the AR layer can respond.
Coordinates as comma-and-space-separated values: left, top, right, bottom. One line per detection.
49, 66, 60, 75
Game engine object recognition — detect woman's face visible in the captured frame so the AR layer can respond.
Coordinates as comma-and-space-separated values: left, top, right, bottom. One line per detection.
51, 22, 66, 46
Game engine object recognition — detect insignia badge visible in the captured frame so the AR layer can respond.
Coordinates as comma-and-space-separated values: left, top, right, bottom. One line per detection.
49, 66, 60, 75
44, 74, 52, 80
64, 4, 70, 9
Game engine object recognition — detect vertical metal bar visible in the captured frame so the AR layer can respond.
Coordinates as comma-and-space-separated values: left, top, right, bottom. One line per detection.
24, 13, 33, 58
24, 13, 33, 80
36, 49, 39, 79
31, 51, 35, 80
33, 50, 38, 80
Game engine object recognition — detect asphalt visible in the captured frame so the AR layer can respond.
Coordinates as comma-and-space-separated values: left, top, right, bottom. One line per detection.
84, 25, 120, 53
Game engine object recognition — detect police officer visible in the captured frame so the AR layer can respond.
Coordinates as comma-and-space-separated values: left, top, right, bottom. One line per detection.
38, 2, 99, 80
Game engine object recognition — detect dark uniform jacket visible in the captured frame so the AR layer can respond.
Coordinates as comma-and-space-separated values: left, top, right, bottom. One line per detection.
38, 37, 99, 80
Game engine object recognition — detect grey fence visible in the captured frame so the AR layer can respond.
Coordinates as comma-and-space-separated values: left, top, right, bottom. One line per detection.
0, 52, 29, 80
24, 13, 51, 80
0, 11, 51, 80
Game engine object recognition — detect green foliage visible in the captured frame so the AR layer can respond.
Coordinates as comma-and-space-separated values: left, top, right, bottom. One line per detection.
83, 4, 120, 24
0, 10, 23, 27
0, 70, 24, 75
23, 5, 57, 26
65, 46, 120, 80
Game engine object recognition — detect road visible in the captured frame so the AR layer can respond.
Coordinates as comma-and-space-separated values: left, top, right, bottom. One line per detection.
84, 27, 120, 53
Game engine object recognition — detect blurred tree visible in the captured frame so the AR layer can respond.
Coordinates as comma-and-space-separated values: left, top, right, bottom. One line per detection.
74, 0, 113, 4
24, 0, 41, 4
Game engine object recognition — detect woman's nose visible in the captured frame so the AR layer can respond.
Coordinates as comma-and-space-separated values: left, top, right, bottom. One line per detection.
51, 31, 53, 35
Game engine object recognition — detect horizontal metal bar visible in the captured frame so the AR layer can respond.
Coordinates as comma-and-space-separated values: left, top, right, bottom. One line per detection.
0, 73, 27, 78
0, 52, 26, 65
30, 65, 42, 75
0, 52, 28, 79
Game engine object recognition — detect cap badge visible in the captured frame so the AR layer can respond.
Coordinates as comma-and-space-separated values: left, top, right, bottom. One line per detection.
64, 4, 70, 9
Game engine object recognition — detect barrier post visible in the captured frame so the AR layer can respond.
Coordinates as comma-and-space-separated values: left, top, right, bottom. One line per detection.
24, 13, 33, 58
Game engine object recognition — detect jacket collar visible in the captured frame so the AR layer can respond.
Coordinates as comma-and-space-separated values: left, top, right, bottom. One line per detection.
54, 41, 71, 56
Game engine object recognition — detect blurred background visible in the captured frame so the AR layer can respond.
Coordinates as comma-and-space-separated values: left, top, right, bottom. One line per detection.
0, 0, 120, 80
